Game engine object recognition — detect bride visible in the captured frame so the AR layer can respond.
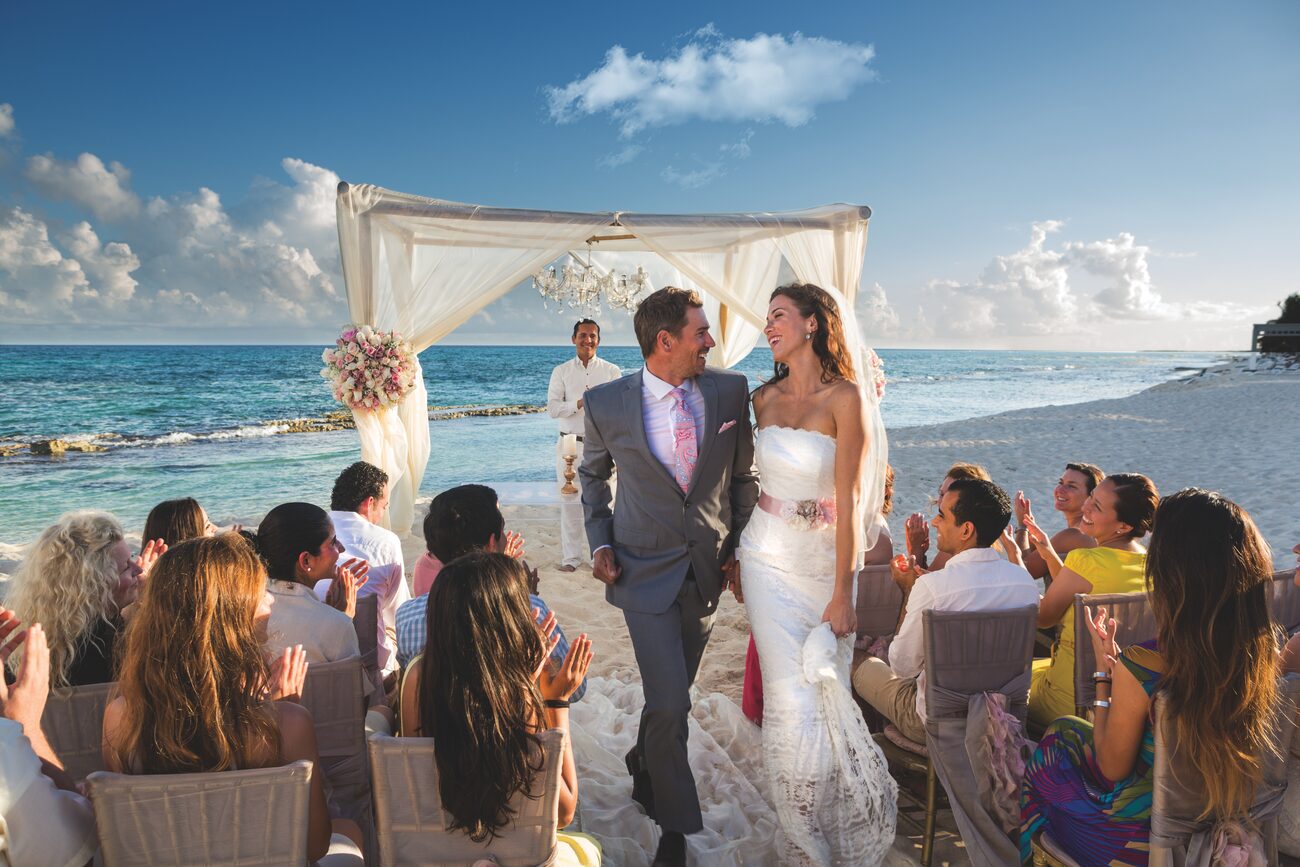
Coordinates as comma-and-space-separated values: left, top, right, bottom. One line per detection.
734, 282, 898, 865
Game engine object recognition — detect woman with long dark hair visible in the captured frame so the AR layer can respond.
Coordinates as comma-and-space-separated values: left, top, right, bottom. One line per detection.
102, 534, 362, 861
400, 551, 598, 861
1021, 489, 1282, 864
142, 497, 215, 548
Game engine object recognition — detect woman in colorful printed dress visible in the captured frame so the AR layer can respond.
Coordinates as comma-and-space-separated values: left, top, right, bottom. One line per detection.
1021, 488, 1281, 865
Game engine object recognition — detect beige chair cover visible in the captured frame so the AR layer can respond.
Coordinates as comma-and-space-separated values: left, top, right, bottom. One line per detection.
301, 656, 372, 844
1150, 674, 1300, 866
87, 759, 314, 866
1072, 591, 1157, 716
1268, 570, 1300, 636
41, 680, 114, 780
352, 593, 380, 688
855, 564, 903, 641
369, 728, 566, 867
922, 605, 1038, 867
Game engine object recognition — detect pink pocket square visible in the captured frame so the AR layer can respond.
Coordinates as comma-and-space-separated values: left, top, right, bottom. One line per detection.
717, 419, 737, 434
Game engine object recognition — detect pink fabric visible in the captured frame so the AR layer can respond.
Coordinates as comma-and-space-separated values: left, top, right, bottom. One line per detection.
669, 387, 698, 493
742, 635, 763, 725
411, 553, 443, 598
979, 691, 1031, 834
1210, 821, 1265, 867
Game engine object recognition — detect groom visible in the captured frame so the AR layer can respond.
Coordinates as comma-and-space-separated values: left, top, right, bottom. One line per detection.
580, 287, 759, 866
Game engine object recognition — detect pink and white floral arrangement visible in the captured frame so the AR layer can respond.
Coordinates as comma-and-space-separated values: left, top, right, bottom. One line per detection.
866, 348, 887, 400
320, 325, 418, 412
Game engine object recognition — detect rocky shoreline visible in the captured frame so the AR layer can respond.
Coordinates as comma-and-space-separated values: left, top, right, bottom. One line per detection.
0, 404, 545, 458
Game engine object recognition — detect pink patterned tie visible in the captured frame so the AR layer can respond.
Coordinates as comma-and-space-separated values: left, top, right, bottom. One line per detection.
669, 387, 698, 493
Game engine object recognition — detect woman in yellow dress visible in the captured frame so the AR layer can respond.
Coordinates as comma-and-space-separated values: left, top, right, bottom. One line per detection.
1024, 473, 1159, 728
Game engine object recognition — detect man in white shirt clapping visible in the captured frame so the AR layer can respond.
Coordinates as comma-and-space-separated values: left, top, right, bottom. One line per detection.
318, 461, 411, 682
547, 319, 620, 572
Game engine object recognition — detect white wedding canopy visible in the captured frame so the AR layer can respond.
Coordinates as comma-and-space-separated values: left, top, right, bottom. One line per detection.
334, 181, 871, 535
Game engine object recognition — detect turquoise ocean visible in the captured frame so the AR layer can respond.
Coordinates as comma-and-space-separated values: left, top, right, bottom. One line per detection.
0, 345, 1220, 543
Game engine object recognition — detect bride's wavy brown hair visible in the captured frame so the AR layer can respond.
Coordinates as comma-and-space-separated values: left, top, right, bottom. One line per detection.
768, 282, 857, 386
115, 533, 279, 773
1147, 488, 1279, 820
417, 551, 548, 841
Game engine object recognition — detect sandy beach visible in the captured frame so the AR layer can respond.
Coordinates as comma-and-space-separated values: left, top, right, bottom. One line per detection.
2, 363, 1297, 865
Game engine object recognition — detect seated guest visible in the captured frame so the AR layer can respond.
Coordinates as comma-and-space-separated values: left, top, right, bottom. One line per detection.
316, 462, 410, 681
252, 502, 367, 665
1024, 473, 1158, 728
142, 496, 216, 547
1278, 541, 1300, 858
396, 486, 582, 700
400, 552, 599, 863
1022, 489, 1281, 865
4, 511, 151, 686
743, 464, 897, 725
1009, 463, 1102, 579
853, 479, 1038, 742
101, 535, 363, 863
0, 614, 97, 866
904, 462, 991, 571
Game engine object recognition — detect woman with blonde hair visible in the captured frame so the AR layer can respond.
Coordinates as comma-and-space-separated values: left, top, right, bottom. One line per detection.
1021, 488, 1281, 864
4, 511, 151, 686
102, 534, 362, 861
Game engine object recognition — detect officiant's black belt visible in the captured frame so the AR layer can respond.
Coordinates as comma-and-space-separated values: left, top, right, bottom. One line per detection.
560, 435, 584, 442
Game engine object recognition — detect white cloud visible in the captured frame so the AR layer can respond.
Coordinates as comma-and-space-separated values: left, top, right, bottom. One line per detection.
598, 145, 644, 168
26, 152, 142, 221
1, 149, 343, 330
0, 104, 14, 138
661, 161, 724, 189
546, 29, 877, 137
863, 221, 1266, 342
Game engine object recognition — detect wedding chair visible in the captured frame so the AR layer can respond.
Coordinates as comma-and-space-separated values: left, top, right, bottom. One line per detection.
1269, 569, 1300, 637
1034, 675, 1300, 866
855, 564, 904, 642
873, 605, 1038, 867
1072, 590, 1156, 718
301, 655, 372, 851
352, 593, 380, 689
368, 728, 566, 867
41, 680, 115, 780
87, 760, 320, 865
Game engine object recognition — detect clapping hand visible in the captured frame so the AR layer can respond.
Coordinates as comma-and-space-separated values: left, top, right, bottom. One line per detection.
890, 553, 927, 594
0, 614, 49, 735
533, 608, 561, 681
266, 644, 309, 702
1000, 525, 1025, 568
502, 531, 525, 560
325, 558, 369, 617
904, 513, 930, 561
1084, 604, 1120, 675
1014, 491, 1034, 528
1022, 514, 1052, 553
540, 634, 594, 702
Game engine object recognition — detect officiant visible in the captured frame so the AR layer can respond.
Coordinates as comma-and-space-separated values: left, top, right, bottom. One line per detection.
547, 319, 621, 571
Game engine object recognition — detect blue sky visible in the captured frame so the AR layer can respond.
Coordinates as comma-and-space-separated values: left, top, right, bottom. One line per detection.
1, 1, 1296, 349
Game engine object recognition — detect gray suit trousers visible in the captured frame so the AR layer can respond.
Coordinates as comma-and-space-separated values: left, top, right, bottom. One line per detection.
623, 574, 715, 833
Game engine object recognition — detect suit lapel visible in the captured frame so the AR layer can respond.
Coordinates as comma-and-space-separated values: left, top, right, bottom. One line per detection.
624, 371, 682, 494
688, 372, 720, 495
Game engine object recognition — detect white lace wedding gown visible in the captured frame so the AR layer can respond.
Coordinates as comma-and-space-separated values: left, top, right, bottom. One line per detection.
738, 426, 899, 866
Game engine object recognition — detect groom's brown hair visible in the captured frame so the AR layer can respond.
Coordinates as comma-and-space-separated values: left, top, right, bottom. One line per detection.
634, 287, 703, 358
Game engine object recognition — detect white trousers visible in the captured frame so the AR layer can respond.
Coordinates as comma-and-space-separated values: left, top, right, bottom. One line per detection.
556, 437, 589, 567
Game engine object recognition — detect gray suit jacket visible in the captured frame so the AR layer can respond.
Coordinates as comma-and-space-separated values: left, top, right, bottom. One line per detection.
580, 367, 759, 614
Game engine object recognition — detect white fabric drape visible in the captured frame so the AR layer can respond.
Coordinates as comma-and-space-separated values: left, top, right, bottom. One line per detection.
335, 185, 871, 536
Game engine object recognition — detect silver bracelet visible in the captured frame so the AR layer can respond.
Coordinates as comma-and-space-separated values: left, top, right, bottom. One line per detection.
1092, 671, 1112, 682
1093, 699, 1111, 709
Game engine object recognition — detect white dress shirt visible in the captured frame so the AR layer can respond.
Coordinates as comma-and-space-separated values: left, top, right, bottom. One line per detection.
889, 546, 1039, 722
314, 510, 409, 675
640, 366, 705, 477
547, 355, 622, 436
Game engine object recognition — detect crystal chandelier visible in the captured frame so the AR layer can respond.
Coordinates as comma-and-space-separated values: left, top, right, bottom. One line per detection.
532, 243, 652, 314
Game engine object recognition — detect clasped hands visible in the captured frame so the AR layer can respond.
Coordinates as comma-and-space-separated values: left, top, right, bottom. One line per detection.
325, 558, 370, 618
533, 609, 594, 702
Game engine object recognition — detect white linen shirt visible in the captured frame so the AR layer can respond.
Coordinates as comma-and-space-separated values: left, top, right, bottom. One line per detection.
547, 356, 622, 436
889, 546, 1039, 723
312, 510, 409, 675
640, 367, 706, 478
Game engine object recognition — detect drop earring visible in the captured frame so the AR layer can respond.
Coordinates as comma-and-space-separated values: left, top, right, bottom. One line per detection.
805, 332, 812, 341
